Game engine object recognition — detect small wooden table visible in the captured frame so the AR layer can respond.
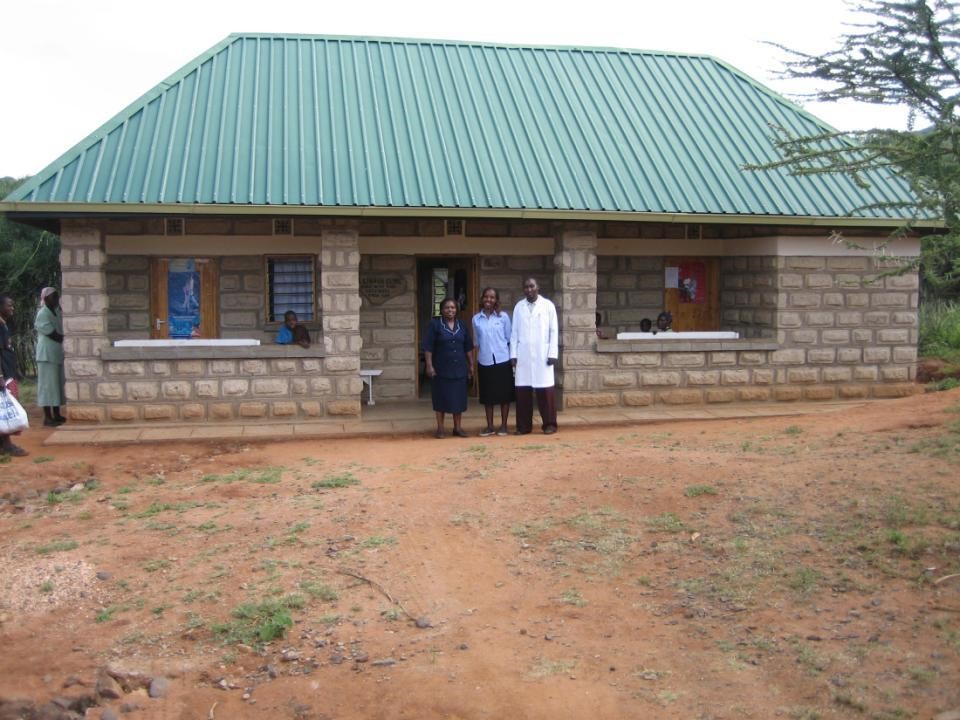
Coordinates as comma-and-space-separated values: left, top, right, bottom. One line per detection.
359, 369, 383, 406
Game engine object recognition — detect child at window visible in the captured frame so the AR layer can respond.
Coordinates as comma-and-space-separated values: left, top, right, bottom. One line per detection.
276, 310, 311, 348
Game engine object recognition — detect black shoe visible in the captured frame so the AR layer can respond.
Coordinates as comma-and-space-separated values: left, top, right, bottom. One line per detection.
44, 418, 59, 428
1, 444, 28, 457
53, 416, 67, 425
543, 427, 557, 435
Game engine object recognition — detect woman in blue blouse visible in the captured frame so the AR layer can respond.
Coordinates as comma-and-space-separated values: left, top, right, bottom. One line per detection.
422, 297, 474, 438
472, 287, 514, 436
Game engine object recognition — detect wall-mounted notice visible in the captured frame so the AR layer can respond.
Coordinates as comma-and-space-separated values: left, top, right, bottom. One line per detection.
664, 266, 679, 289
360, 273, 406, 305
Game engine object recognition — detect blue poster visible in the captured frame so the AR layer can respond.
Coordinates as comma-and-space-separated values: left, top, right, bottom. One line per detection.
168, 259, 201, 338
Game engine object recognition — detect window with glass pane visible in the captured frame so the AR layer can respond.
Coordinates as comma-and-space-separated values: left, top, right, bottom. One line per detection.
267, 257, 315, 322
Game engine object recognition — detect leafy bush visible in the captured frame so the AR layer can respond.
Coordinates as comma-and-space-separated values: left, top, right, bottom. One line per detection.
919, 300, 960, 361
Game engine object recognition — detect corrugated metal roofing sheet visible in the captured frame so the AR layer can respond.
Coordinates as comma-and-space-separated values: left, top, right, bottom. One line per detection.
4, 34, 915, 219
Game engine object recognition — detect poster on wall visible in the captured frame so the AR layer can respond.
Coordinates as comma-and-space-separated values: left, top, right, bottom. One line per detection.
167, 259, 201, 338
678, 261, 706, 304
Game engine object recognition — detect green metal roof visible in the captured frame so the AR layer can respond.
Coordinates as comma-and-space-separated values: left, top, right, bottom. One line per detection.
2, 34, 917, 221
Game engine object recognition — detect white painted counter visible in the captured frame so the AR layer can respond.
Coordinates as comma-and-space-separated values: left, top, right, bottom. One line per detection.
113, 339, 261, 347
616, 331, 740, 340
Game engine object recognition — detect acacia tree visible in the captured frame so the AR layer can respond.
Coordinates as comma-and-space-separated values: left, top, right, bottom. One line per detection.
756, 0, 959, 297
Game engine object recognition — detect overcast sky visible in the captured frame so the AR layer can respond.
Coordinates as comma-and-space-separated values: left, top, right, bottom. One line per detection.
1, 0, 910, 179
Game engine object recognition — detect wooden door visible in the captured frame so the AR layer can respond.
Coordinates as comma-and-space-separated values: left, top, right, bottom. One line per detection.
150, 258, 219, 338
663, 257, 719, 331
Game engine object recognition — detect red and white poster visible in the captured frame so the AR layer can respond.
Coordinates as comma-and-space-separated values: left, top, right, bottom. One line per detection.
678, 261, 706, 304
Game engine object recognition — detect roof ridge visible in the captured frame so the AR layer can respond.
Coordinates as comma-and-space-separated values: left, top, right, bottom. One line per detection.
224, 32, 722, 60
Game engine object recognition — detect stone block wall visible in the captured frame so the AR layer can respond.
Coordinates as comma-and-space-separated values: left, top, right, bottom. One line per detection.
105, 256, 151, 336
773, 255, 918, 386
567, 252, 918, 407
478, 255, 555, 309
720, 256, 778, 338
596, 256, 664, 331
64, 224, 362, 424
359, 255, 418, 401
219, 256, 267, 339
89, 353, 355, 423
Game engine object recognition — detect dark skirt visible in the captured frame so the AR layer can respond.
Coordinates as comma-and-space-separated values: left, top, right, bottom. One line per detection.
431, 375, 468, 413
477, 360, 515, 406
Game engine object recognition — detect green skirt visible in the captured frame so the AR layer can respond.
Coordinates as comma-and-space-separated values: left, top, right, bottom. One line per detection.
36, 361, 65, 407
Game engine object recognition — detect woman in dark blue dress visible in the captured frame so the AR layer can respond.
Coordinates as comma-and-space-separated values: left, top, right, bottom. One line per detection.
422, 297, 474, 438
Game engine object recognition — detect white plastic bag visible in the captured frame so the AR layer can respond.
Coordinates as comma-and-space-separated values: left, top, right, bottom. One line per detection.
0, 388, 29, 434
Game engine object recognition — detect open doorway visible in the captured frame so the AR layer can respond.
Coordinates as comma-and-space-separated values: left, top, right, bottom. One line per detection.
416, 257, 478, 397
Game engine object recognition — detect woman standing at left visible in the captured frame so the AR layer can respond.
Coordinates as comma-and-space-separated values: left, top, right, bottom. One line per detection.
422, 297, 474, 438
35, 287, 66, 427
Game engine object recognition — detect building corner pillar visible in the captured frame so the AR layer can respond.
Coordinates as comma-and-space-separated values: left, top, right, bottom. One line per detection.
59, 220, 109, 423
320, 227, 363, 417
553, 226, 601, 409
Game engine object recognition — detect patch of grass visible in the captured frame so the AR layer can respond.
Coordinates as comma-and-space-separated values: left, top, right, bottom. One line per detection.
518, 444, 549, 452
96, 604, 127, 623
786, 567, 822, 596
146, 474, 166, 486
832, 692, 867, 712
32, 456, 54, 464
511, 519, 552, 539
35, 539, 78, 555
449, 511, 484, 526
381, 608, 402, 622
134, 501, 201, 518
143, 559, 172, 573
647, 512, 686, 533
311, 472, 359, 489
318, 614, 341, 625
790, 638, 828, 675
558, 588, 587, 607
282, 594, 307, 610
201, 467, 284, 484
360, 535, 396, 548
39, 580, 54, 593
528, 658, 576, 679
784, 425, 803, 435
685, 485, 718, 497
300, 580, 338, 602
211, 599, 294, 646
928, 377, 960, 392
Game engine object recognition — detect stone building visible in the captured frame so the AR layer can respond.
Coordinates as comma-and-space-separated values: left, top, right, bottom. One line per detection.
0, 35, 925, 426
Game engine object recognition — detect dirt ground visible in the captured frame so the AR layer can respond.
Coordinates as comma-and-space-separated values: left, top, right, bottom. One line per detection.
1, 390, 960, 720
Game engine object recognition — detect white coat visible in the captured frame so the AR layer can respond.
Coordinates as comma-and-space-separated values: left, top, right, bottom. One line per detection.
510, 295, 559, 388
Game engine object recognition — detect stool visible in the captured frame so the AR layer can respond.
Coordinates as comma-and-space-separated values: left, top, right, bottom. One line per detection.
359, 369, 383, 406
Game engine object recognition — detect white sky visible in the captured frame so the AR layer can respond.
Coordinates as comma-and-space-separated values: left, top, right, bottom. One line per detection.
0, 0, 911, 179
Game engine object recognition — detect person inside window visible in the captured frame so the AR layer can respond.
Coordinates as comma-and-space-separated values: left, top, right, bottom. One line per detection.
276, 310, 311, 348
654, 311, 673, 334
640, 318, 653, 333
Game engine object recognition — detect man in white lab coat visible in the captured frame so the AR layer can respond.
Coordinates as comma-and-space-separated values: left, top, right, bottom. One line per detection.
510, 277, 559, 435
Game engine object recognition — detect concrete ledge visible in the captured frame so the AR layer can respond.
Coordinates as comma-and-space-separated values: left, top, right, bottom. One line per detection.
102, 345, 327, 361
43, 399, 872, 446
597, 340, 779, 352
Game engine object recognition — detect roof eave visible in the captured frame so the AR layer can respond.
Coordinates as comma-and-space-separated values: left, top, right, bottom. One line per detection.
0, 202, 941, 230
